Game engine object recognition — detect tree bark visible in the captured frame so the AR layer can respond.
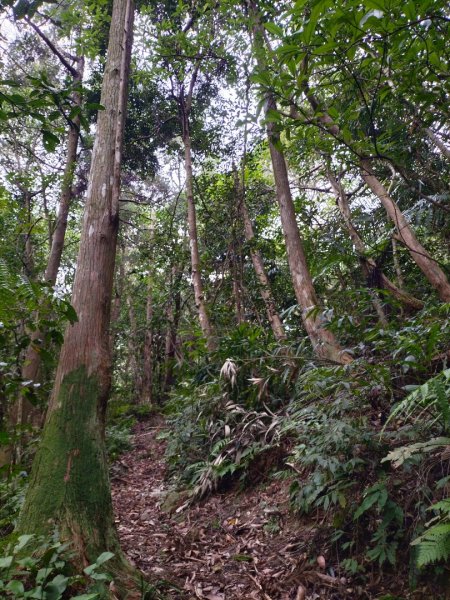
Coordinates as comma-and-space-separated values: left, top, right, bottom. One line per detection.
18, 0, 136, 583
180, 98, 216, 351
303, 86, 450, 303
110, 242, 126, 355
267, 119, 351, 362
126, 294, 142, 399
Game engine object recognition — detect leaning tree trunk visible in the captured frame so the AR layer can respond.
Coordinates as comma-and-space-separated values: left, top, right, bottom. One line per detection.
180, 100, 216, 351
266, 115, 351, 362
303, 85, 450, 303
360, 159, 450, 302
18, 0, 136, 584
326, 169, 424, 312
247, 5, 351, 363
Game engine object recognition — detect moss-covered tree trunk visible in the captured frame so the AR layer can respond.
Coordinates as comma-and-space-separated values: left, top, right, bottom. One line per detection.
18, 0, 135, 582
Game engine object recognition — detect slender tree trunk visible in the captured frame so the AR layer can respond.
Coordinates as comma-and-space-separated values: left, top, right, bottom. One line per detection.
267, 120, 351, 361
238, 173, 286, 341
126, 295, 142, 399
247, 6, 351, 362
140, 279, 153, 404
303, 87, 450, 303
8, 58, 87, 459
180, 100, 216, 351
23, 191, 34, 278
327, 170, 424, 312
163, 266, 181, 394
140, 219, 155, 404
392, 238, 404, 289
360, 159, 450, 302
19, 58, 85, 393
46, 60, 84, 285
18, 0, 136, 582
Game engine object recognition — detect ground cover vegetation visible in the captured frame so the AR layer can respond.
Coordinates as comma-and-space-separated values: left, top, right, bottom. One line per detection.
0, 0, 449, 597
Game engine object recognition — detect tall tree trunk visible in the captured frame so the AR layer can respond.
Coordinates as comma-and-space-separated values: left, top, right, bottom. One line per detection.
18, 0, 136, 582
180, 99, 216, 351
326, 169, 424, 312
266, 117, 351, 362
45, 59, 85, 285
248, 4, 351, 363
140, 278, 153, 404
110, 242, 126, 354
163, 266, 181, 394
238, 171, 286, 341
140, 218, 155, 405
126, 295, 142, 399
303, 86, 450, 302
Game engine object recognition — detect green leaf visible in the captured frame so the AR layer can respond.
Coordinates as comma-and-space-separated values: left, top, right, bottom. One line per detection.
354, 490, 380, 519
0, 556, 13, 569
6, 579, 25, 594
264, 22, 284, 37
42, 130, 60, 152
360, 9, 384, 27
43, 574, 68, 599
93, 551, 114, 566
14, 534, 34, 553
86, 103, 105, 111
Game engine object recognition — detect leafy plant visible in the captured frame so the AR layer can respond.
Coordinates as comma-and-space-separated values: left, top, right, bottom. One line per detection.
0, 533, 114, 598
412, 500, 450, 567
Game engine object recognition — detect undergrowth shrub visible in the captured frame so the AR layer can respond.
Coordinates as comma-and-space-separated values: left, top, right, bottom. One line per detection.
0, 474, 27, 540
0, 533, 114, 599
164, 304, 450, 587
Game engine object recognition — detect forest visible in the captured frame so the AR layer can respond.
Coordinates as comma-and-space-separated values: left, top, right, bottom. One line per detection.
0, 0, 449, 598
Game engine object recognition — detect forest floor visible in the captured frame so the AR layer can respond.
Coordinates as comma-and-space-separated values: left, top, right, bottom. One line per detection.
110, 418, 427, 600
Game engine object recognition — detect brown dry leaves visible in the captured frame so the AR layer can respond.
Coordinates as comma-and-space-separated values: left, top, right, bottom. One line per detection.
111, 420, 350, 599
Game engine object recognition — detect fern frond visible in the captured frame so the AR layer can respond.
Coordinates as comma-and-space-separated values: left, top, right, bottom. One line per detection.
412, 523, 450, 567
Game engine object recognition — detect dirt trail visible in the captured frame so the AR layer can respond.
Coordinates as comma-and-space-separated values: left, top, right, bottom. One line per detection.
111, 419, 353, 599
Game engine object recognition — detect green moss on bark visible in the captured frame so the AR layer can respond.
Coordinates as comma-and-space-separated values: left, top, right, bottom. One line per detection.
18, 366, 119, 561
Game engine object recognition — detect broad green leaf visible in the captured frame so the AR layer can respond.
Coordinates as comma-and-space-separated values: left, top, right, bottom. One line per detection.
264, 22, 284, 37
6, 579, 25, 594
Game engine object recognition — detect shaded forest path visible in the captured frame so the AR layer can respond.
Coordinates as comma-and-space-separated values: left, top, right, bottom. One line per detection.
111, 418, 352, 600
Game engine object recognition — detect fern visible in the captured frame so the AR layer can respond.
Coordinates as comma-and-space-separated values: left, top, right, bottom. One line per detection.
385, 369, 450, 432
412, 523, 450, 567
411, 499, 450, 567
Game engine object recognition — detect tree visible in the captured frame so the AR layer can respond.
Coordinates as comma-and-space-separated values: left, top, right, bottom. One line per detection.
246, 0, 352, 363
18, 0, 137, 584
